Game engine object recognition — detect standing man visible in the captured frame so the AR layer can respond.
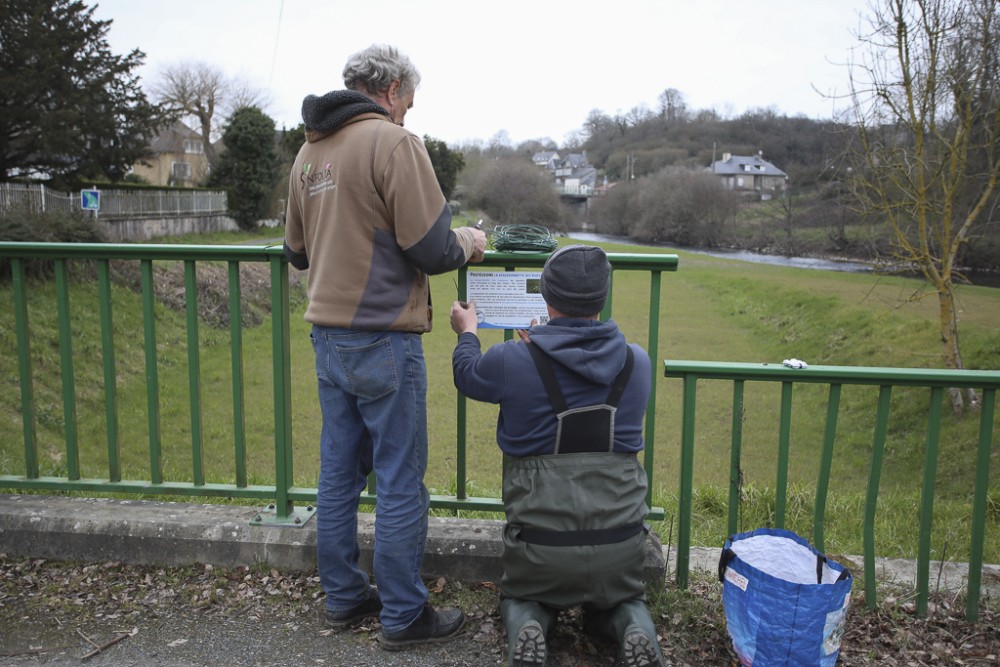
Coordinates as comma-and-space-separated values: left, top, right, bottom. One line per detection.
450, 245, 665, 667
283, 43, 487, 650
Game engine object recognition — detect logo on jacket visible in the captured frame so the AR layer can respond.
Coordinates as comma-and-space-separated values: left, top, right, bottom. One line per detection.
301, 162, 335, 196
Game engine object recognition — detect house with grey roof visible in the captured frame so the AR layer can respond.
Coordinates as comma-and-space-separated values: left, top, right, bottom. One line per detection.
708, 151, 788, 196
130, 120, 209, 187
532, 151, 561, 169
534, 151, 597, 195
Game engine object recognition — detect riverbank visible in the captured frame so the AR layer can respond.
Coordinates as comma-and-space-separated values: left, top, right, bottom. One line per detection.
566, 230, 1000, 287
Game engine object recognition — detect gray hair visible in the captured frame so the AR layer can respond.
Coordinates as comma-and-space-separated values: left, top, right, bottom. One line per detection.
342, 44, 421, 97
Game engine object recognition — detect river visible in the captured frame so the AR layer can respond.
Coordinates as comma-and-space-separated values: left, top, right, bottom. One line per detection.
566, 232, 1000, 287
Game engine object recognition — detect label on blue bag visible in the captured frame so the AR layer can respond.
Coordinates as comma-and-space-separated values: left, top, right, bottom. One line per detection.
724, 567, 749, 591
822, 593, 850, 655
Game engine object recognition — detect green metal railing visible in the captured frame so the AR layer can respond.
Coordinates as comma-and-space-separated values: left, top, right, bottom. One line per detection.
0, 242, 677, 527
3, 242, 307, 520
5, 241, 997, 621
664, 360, 998, 621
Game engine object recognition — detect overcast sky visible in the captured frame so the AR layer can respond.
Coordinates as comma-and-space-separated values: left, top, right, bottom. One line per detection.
92, 0, 874, 147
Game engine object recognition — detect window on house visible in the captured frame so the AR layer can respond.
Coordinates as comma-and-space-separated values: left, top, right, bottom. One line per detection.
742, 164, 751, 172
172, 161, 191, 180
184, 140, 203, 154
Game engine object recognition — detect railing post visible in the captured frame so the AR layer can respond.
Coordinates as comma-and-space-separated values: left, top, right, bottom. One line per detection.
863, 385, 893, 609
644, 270, 662, 512
12, 257, 38, 478
97, 259, 121, 481
676, 374, 698, 588
967, 387, 996, 622
184, 260, 205, 486
916, 386, 944, 615
269, 254, 294, 519
54, 259, 80, 480
812, 383, 842, 552
727, 380, 745, 536
141, 259, 163, 484
775, 381, 793, 527
228, 261, 248, 488
456, 265, 469, 501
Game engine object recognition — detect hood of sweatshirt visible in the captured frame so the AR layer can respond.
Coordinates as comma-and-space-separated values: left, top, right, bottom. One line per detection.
300, 89, 389, 141
526, 318, 629, 386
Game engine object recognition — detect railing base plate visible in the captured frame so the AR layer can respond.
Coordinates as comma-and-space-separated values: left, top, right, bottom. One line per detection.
249, 504, 316, 528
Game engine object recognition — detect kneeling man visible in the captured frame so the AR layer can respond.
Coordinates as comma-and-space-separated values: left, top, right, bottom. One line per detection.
450, 245, 665, 667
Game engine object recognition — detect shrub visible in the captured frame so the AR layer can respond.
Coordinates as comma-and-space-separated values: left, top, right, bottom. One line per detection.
0, 210, 106, 282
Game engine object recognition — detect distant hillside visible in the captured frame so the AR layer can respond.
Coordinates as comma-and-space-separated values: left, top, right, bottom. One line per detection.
454, 108, 999, 273
578, 107, 849, 188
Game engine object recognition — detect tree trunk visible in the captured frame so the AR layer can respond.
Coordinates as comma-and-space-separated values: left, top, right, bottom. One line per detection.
938, 284, 981, 414
199, 113, 215, 167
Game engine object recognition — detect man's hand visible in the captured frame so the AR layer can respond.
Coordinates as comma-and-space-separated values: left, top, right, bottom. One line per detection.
468, 228, 487, 263
515, 318, 539, 343
450, 299, 479, 335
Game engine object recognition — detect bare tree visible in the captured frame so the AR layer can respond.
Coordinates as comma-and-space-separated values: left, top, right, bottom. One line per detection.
657, 88, 688, 123
625, 104, 653, 127
847, 0, 1000, 412
487, 130, 514, 156
150, 61, 267, 165
612, 112, 630, 136
583, 109, 613, 140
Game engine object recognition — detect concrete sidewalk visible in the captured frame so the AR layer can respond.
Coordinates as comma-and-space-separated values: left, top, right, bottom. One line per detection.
2, 494, 997, 667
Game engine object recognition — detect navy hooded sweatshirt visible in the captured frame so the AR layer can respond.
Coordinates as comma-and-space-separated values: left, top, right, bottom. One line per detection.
451, 318, 651, 458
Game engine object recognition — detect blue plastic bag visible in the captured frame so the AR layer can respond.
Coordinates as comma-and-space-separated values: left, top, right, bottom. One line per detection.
719, 528, 852, 666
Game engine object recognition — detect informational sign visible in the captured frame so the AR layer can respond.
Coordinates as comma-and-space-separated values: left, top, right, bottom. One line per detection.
465, 271, 549, 329
80, 189, 100, 211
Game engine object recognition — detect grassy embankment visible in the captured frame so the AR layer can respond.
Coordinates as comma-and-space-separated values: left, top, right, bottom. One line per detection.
1, 223, 998, 563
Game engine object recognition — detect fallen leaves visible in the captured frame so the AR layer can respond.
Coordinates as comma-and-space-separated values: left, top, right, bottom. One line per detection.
1, 554, 998, 666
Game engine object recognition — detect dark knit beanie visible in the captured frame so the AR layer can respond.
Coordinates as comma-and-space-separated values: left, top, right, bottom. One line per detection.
539, 245, 611, 316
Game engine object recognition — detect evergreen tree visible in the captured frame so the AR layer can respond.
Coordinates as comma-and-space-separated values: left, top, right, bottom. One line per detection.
423, 135, 464, 200
0, 0, 163, 185
209, 106, 278, 230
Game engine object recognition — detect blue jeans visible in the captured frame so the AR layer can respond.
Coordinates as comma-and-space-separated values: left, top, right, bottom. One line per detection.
310, 325, 430, 633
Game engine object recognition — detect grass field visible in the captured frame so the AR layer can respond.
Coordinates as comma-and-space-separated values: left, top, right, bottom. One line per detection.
1, 224, 998, 563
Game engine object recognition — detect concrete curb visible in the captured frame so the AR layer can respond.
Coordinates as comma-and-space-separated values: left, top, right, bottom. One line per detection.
0, 495, 664, 590
2, 494, 997, 599
662, 546, 1000, 598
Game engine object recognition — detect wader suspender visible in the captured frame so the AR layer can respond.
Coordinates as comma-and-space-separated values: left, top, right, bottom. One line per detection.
518, 343, 644, 547
525, 343, 635, 454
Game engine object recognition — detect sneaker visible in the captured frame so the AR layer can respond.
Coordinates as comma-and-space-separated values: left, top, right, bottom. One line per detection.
377, 603, 465, 650
621, 625, 663, 667
324, 587, 382, 629
511, 620, 547, 666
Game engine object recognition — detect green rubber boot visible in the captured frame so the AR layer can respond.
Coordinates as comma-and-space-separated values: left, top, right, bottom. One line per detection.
501, 598, 555, 667
584, 599, 664, 667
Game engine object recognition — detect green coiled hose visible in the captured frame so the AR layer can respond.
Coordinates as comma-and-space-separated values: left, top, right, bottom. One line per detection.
488, 224, 558, 253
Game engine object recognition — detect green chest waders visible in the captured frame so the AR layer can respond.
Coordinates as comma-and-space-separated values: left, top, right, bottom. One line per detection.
499, 345, 649, 609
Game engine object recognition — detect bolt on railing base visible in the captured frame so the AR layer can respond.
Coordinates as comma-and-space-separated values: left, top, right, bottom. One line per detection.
249, 503, 316, 528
